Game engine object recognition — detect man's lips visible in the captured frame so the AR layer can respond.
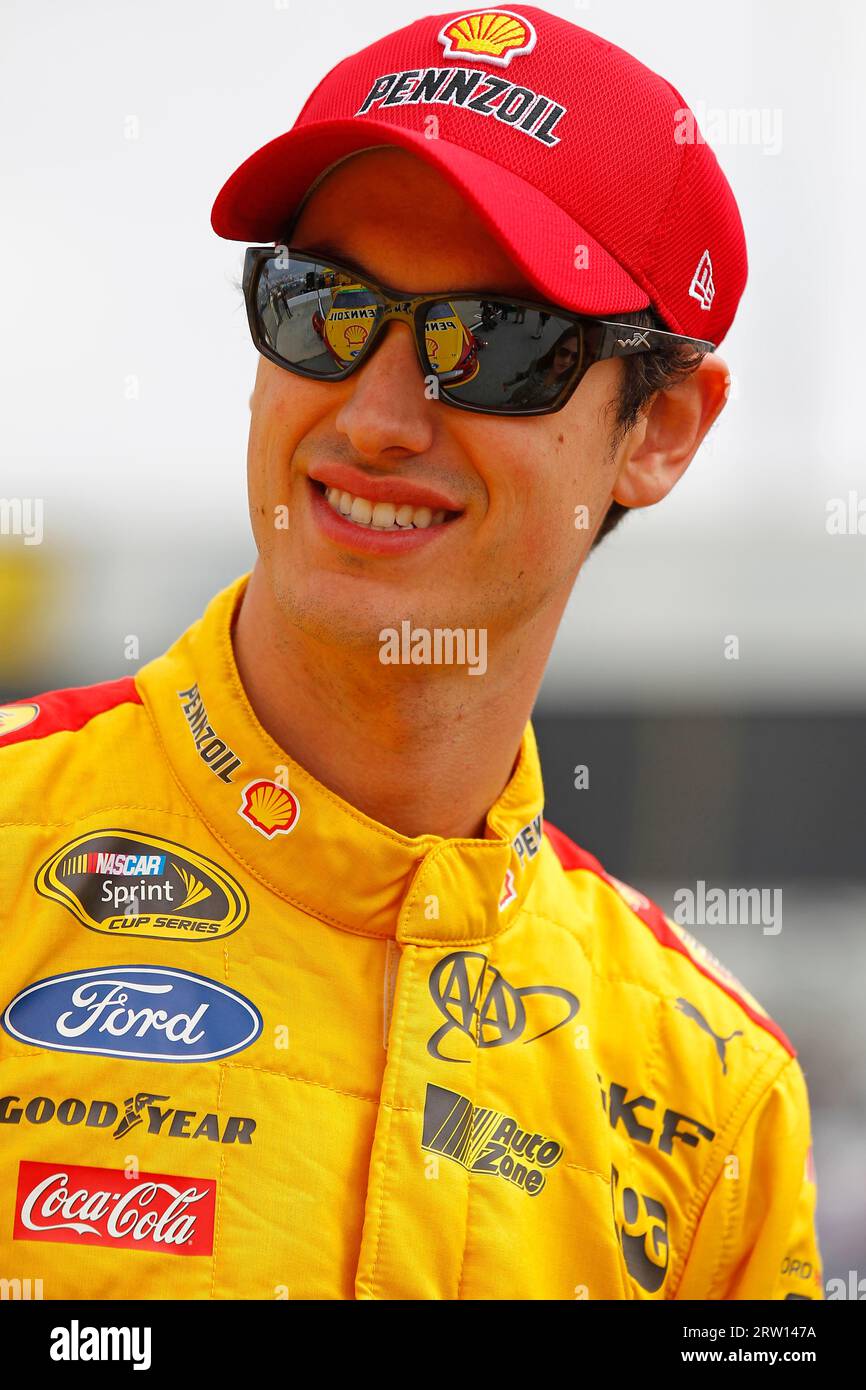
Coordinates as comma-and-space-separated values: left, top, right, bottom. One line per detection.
307, 478, 458, 554
307, 460, 463, 513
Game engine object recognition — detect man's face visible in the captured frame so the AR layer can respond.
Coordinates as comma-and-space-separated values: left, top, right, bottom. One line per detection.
246, 147, 626, 651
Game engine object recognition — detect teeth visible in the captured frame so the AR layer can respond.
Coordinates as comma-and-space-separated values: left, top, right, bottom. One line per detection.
322, 485, 452, 531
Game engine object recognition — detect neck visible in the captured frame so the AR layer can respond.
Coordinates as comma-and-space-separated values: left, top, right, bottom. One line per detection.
232, 565, 557, 839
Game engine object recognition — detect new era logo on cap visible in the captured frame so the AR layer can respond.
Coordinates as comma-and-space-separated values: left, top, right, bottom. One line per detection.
689, 249, 716, 310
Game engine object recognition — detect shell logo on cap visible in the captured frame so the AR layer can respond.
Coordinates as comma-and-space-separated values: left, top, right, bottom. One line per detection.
0, 703, 39, 738
238, 780, 301, 839
438, 9, 537, 67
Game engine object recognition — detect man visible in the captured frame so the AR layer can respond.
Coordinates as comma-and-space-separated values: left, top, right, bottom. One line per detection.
0, 7, 821, 1299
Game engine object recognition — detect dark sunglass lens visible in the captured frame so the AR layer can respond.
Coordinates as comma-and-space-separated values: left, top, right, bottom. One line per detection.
253, 255, 382, 375
424, 301, 585, 411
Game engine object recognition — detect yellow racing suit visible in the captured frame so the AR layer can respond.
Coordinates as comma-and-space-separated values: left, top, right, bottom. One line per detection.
0, 575, 822, 1300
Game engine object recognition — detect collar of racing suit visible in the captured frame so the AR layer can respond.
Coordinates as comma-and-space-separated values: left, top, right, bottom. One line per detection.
135, 575, 547, 946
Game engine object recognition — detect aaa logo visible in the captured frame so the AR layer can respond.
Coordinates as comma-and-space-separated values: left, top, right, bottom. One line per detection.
427, 950, 579, 1062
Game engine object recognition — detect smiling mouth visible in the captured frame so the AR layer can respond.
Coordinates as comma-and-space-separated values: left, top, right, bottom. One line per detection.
312, 480, 459, 532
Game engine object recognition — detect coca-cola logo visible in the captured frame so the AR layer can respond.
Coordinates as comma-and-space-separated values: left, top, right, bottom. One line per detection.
14, 1160, 216, 1256
2, 965, 262, 1062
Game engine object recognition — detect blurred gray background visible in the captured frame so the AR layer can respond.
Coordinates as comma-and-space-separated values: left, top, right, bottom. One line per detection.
2, 0, 863, 1293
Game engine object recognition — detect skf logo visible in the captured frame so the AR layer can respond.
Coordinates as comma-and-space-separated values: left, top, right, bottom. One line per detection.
438, 9, 537, 67
423, 1083, 562, 1195
0, 703, 39, 737
427, 950, 579, 1061
611, 1164, 669, 1293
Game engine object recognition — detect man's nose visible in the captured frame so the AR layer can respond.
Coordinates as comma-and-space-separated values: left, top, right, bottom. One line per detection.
334, 318, 435, 459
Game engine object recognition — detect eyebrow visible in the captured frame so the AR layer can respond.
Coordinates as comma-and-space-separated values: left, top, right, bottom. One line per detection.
294, 239, 366, 275
284, 239, 550, 307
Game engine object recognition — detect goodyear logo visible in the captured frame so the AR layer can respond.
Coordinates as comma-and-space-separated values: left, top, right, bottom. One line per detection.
422, 1083, 562, 1196
438, 10, 537, 67
35, 831, 249, 941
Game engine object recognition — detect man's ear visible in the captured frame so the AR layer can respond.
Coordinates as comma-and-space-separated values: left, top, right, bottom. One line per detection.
612, 354, 730, 509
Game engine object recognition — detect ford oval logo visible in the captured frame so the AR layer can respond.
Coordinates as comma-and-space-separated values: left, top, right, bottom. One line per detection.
2, 966, 262, 1062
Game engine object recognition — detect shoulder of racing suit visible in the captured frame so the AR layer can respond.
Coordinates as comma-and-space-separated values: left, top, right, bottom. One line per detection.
541, 817, 795, 1059
0, 672, 184, 845
536, 818, 822, 1300
0, 677, 171, 822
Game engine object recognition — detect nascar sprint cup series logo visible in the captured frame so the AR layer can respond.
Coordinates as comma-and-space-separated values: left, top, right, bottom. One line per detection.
35, 830, 249, 941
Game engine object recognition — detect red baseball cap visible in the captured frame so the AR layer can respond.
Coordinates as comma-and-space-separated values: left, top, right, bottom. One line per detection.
211, 5, 747, 344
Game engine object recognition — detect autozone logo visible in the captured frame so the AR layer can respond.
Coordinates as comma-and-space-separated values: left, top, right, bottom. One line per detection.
14, 1161, 215, 1255
422, 1083, 562, 1195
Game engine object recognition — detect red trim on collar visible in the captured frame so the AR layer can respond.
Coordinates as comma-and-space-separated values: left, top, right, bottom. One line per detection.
544, 819, 795, 1057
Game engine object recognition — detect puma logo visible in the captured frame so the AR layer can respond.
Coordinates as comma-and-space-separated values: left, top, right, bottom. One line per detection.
675, 998, 743, 1074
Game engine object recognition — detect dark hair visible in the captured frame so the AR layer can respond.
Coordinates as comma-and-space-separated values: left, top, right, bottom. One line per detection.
594, 309, 709, 547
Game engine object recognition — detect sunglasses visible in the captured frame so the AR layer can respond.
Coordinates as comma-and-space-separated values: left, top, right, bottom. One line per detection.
242, 246, 715, 418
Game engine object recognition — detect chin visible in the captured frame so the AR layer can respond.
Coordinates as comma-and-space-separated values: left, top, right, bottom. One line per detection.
268, 567, 403, 651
